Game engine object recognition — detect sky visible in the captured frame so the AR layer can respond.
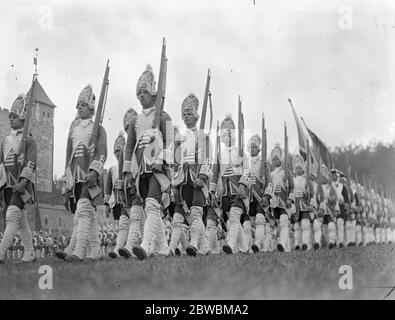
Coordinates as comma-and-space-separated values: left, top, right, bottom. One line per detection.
1, 0, 394, 178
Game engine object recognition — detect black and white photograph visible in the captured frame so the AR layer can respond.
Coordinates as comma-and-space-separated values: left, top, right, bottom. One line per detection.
0, 0, 395, 303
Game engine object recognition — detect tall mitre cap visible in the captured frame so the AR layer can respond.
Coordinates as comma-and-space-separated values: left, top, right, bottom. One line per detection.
292, 152, 305, 171
123, 108, 138, 131
270, 143, 283, 162
181, 93, 199, 119
113, 131, 126, 153
220, 113, 235, 130
10, 93, 27, 119
136, 64, 156, 96
77, 84, 95, 110
321, 164, 329, 179
247, 134, 261, 153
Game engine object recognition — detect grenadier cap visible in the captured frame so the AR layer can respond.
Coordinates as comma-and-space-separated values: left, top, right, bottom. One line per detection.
181, 93, 199, 120
292, 153, 305, 172
123, 108, 138, 132
270, 143, 283, 163
220, 113, 235, 130
247, 134, 261, 153
220, 113, 236, 141
10, 94, 27, 119
113, 132, 125, 154
136, 64, 156, 96
77, 85, 95, 110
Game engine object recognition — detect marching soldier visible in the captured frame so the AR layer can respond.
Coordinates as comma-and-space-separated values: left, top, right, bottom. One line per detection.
292, 153, 315, 251
362, 184, 369, 246
308, 162, 320, 250
56, 85, 107, 262
120, 64, 174, 260
108, 108, 139, 259
331, 169, 349, 248
0, 94, 37, 263
247, 134, 273, 253
211, 114, 251, 255
355, 183, 364, 246
344, 179, 357, 247
270, 143, 295, 252
104, 133, 126, 230
368, 188, 377, 244
169, 93, 211, 257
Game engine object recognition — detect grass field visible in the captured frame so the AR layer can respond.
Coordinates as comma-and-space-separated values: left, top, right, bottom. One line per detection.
1, 244, 395, 300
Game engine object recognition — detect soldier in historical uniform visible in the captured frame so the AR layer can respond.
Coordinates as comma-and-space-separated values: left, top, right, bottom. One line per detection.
355, 183, 365, 246
107, 109, 140, 259
120, 65, 174, 260
291, 153, 316, 251
367, 188, 377, 244
104, 133, 126, 228
247, 134, 273, 253
56, 85, 107, 262
210, 114, 251, 255
307, 162, 321, 250
269, 143, 295, 252
331, 169, 349, 248
343, 178, 357, 247
0, 94, 37, 263
168, 93, 211, 257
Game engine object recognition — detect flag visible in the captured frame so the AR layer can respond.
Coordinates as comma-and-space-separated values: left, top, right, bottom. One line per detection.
301, 117, 332, 169
289, 99, 315, 163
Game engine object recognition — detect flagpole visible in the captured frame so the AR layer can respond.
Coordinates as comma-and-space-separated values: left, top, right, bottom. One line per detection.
34, 48, 39, 77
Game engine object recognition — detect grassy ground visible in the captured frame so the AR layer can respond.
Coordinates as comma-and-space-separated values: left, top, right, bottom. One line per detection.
1, 244, 395, 300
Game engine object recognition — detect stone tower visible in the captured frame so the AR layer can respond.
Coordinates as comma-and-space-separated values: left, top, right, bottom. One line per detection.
27, 79, 56, 193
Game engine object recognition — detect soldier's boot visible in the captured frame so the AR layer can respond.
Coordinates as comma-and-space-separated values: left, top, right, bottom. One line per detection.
241, 219, 252, 253
86, 211, 102, 260
206, 219, 218, 254
197, 226, 208, 255
110, 214, 130, 258
0, 206, 21, 262
133, 198, 160, 260
277, 214, 291, 252
313, 219, 322, 250
252, 213, 266, 253
119, 205, 143, 259
328, 221, 337, 249
57, 214, 78, 260
264, 223, 273, 252
169, 212, 184, 256
223, 206, 243, 254
301, 218, 311, 251
19, 209, 35, 262
71, 198, 94, 261
186, 206, 204, 257
356, 225, 362, 246
294, 222, 301, 250
154, 214, 170, 257
337, 218, 345, 248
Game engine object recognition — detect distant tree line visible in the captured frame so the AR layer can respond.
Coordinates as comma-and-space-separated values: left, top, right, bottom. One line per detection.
331, 140, 395, 197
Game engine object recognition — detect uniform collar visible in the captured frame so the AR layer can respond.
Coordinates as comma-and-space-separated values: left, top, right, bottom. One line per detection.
251, 155, 259, 163
79, 118, 93, 127
142, 106, 155, 116
10, 128, 23, 136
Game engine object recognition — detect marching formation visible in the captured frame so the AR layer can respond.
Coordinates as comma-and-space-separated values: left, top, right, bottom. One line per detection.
0, 39, 394, 264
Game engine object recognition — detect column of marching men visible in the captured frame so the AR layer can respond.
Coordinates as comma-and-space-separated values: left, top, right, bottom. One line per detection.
1, 63, 395, 264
